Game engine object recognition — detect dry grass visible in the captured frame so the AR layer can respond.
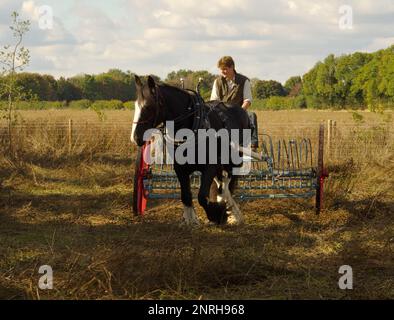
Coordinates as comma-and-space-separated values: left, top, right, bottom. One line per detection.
0, 109, 393, 300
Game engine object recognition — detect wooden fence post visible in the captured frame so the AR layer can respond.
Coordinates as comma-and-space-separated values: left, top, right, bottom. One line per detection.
68, 119, 73, 154
332, 120, 337, 157
327, 120, 332, 155
333, 120, 337, 138
316, 123, 325, 215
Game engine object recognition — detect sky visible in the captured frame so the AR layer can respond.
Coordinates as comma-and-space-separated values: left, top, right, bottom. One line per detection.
0, 0, 393, 83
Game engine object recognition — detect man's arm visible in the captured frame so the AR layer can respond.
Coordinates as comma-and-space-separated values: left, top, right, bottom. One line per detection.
210, 79, 219, 101
242, 79, 253, 110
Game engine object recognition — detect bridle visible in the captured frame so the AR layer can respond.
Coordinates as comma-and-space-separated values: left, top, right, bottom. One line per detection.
133, 84, 198, 129
133, 84, 162, 127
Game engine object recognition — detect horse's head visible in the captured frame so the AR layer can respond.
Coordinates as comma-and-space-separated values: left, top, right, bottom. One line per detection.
131, 75, 163, 146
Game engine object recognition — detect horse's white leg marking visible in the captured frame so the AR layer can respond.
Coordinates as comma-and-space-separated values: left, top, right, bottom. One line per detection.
183, 206, 200, 226
213, 178, 221, 188
221, 175, 243, 225
213, 177, 224, 203
131, 101, 142, 144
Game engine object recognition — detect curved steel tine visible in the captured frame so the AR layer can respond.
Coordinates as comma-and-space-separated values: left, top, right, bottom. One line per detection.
300, 139, 305, 174
294, 140, 300, 170
307, 138, 313, 168
284, 139, 291, 170
283, 139, 290, 171
264, 134, 275, 165
262, 141, 268, 157
261, 136, 269, 157
300, 138, 308, 168
300, 138, 310, 168
268, 135, 274, 156
305, 139, 312, 166
289, 140, 295, 171
304, 138, 310, 166
281, 140, 284, 172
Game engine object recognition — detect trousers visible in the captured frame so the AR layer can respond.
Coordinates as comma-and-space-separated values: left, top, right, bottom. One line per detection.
248, 111, 259, 148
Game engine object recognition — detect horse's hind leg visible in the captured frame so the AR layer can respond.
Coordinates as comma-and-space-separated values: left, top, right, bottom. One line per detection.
213, 172, 223, 203
199, 166, 227, 225
222, 173, 244, 225
175, 166, 199, 226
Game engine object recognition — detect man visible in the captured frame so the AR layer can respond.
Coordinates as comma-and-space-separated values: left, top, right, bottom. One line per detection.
210, 56, 259, 150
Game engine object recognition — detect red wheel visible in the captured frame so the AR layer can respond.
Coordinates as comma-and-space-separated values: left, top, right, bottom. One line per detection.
132, 143, 150, 216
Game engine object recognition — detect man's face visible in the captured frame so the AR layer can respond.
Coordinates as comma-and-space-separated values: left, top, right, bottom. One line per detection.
220, 65, 235, 80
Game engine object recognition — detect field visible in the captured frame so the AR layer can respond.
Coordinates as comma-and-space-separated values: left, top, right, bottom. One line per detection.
0, 109, 393, 300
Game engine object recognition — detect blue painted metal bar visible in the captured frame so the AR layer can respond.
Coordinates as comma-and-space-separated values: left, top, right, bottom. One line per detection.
141, 134, 319, 203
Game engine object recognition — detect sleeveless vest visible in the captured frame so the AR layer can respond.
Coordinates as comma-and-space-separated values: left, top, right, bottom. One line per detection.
215, 72, 249, 107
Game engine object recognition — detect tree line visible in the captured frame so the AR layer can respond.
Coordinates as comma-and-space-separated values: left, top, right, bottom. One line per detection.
252, 45, 394, 110
0, 69, 138, 102
1, 45, 394, 110
302, 45, 394, 110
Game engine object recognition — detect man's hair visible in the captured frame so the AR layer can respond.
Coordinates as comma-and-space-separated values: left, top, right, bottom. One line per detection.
217, 56, 235, 69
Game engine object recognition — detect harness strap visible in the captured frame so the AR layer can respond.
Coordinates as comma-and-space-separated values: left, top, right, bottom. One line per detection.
206, 101, 230, 130
185, 89, 207, 133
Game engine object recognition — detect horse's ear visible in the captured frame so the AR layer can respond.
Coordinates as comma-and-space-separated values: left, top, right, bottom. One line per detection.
147, 76, 156, 90
135, 75, 143, 89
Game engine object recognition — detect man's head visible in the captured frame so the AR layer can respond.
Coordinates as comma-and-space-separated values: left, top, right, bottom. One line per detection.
217, 56, 236, 80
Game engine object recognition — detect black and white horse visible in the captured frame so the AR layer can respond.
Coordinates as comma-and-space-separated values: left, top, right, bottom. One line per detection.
131, 75, 251, 225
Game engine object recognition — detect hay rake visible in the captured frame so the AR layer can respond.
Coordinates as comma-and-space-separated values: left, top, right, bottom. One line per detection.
132, 124, 328, 216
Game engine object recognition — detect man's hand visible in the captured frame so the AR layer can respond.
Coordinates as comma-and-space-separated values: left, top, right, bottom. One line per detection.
242, 100, 251, 110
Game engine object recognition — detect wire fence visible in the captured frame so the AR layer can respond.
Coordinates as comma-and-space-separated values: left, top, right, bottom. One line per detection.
0, 119, 393, 165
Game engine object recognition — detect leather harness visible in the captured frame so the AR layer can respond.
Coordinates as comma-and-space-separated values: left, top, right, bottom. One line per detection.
185, 89, 230, 133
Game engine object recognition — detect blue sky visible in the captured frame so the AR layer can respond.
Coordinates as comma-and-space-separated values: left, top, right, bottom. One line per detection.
1, 0, 393, 83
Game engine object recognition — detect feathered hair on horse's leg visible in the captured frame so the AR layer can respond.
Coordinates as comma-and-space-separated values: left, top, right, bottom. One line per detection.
205, 201, 228, 225
198, 168, 228, 225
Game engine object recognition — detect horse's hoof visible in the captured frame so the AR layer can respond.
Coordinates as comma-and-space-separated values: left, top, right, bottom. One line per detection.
227, 213, 244, 226
206, 202, 228, 225
182, 206, 200, 226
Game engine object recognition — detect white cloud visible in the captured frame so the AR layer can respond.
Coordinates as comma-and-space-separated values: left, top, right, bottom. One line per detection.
162, 0, 247, 17
365, 37, 394, 52
288, 1, 297, 10
21, 0, 39, 20
355, 0, 394, 14
1, 0, 393, 82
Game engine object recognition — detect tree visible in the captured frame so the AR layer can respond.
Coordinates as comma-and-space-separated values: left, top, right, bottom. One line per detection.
253, 80, 286, 99
284, 76, 302, 96
0, 11, 30, 156
42, 74, 58, 100
68, 74, 99, 100
14, 73, 56, 101
165, 70, 216, 100
56, 77, 82, 101
95, 69, 136, 101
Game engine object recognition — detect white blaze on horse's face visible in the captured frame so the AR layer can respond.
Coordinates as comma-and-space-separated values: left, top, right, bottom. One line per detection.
131, 100, 142, 144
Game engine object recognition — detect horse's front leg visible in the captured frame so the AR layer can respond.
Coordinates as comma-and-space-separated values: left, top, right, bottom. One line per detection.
174, 165, 199, 226
198, 166, 228, 225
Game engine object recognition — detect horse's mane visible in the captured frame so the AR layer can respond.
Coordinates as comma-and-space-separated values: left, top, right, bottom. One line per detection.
159, 83, 194, 97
